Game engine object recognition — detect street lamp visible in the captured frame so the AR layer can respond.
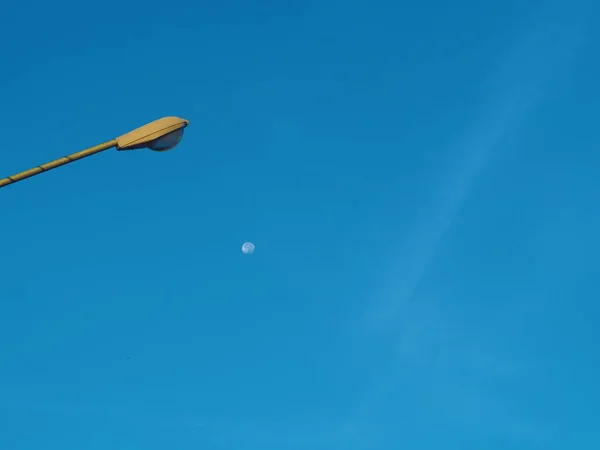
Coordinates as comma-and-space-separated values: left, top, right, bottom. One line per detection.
0, 116, 189, 189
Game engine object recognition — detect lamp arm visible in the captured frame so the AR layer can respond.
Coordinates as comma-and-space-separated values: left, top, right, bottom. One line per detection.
0, 139, 117, 189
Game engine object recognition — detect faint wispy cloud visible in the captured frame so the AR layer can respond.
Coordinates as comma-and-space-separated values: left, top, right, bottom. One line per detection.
360, 0, 592, 444
368, 3, 589, 330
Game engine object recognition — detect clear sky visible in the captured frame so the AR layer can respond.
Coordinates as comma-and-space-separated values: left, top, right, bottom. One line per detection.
1, 0, 599, 448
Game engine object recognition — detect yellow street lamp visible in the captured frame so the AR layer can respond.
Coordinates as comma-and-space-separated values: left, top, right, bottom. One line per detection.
0, 116, 189, 189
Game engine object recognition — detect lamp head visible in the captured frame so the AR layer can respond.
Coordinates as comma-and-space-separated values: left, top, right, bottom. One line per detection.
116, 116, 189, 151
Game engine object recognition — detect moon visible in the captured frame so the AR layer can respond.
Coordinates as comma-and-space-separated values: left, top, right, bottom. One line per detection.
241, 242, 255, 254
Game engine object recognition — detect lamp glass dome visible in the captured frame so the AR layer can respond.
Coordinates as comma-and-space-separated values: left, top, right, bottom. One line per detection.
147, 128, 184, 151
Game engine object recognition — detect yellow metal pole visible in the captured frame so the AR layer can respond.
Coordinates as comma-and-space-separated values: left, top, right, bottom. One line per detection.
0, 139, 118, 189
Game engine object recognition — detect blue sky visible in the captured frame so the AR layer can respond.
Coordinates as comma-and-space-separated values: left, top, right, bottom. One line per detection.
1, 0, 599, 448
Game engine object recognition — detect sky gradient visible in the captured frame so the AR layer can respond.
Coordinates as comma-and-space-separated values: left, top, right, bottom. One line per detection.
1, 0, 600, 449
